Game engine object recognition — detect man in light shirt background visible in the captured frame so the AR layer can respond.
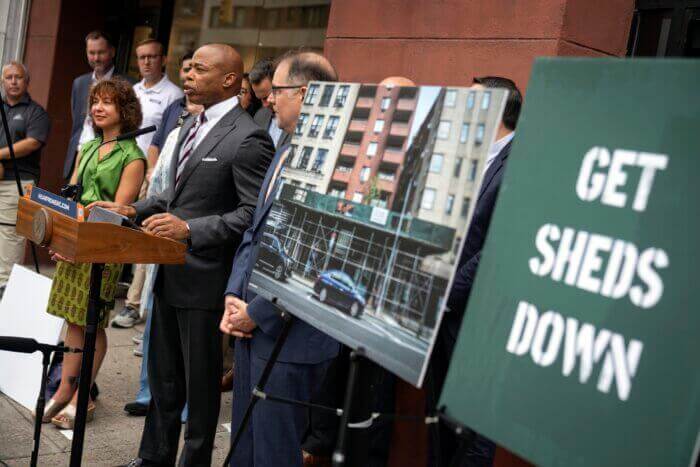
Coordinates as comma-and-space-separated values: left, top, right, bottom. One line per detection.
132, 39, 184, 158
112, 39, 183, 329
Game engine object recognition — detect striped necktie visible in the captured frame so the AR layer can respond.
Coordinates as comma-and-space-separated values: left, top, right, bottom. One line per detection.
175, 111, 207, 185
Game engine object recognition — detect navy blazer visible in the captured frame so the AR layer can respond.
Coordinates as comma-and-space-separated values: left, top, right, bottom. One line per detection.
442, 140, 513, 350
225, 145, 340, 364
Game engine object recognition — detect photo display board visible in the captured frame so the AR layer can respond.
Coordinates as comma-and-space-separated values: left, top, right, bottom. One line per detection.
440, 59, 700, 467
248, 83, 508, 386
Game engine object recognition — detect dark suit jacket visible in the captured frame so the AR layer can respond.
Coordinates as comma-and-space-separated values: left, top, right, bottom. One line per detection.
63, 71, 135, 179
253, 106, 291, 148
225, 145, 340, 364
442, 140, 513, 351
133, 104, 275, 310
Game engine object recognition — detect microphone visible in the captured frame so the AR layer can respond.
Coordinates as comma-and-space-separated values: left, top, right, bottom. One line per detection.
116, 125, 157, 141
0, 336, 82, 354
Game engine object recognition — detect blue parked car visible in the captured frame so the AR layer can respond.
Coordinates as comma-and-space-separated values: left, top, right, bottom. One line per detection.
313, 270, 366, 318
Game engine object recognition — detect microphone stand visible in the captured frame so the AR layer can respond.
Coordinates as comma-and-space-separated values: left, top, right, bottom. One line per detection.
31, 349, 52, 467
0, 339, 85, 467
0, 96, 40, 273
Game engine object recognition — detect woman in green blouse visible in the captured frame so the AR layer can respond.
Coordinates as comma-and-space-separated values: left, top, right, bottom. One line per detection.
42, 78, 146, 429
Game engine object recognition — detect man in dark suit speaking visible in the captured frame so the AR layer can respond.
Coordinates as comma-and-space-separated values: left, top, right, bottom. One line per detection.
427, 76, 522, 467
96, 43, 274, 466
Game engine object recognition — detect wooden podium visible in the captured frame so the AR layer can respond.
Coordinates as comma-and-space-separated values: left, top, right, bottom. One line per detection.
16, 191, 186, 467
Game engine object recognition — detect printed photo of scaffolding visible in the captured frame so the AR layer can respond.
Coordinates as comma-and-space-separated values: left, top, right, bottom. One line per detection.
249, 82, 508, 386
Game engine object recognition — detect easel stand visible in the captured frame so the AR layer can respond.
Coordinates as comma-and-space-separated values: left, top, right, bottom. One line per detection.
222, 300, 407, 467
437, 408, 477, 467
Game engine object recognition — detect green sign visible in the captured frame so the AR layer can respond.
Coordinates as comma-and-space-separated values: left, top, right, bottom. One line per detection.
440, 58, 700, 467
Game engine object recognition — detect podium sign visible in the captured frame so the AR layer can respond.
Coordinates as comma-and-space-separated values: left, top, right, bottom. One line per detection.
439, 59, 700, 467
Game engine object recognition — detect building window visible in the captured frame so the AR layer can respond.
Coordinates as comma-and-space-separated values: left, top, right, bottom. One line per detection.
378, 170, 394, 181
467, 91, 475, 109
329, 188, 346, 198
308, 115, 324, 137
297, 146, 313, 170
286, 144, 297, 167
366, 142, 378, 157
460, 123, 470, 143
352, 192, 364, 203
481, 91, 491, 110
445, 194, 455, 215
453, 236, 462, 255
444, 89, 457, 107
374, 119, 385, 133
453, 158, 462, 178
460, 197, 471, 217
468, 159, 478, 181
319, 84, 335, 107
475, 123, 485, 145
304, 84, 319, 105
360, 166, 371, 182
311, 148, 328, 172
324, 116, 340, 139
380, 97, 391, 111
429, 153, 443, 173
335, 85, 350, 107
295, 113, 309, 136
437, 120, 451, 139
421, 188, 436, 210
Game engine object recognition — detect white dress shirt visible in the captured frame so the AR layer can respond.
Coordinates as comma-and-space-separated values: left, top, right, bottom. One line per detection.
133, 74, 184, 154
190, 95, 240, 152
267, 115, 283, 148
78, 66, 115, 149
483, 131, 514, 174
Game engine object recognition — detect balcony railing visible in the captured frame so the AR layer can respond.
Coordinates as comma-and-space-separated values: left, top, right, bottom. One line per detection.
349, 119, 368, 132
390, 122, 409, 136
332, 168, 352, 183
382, 148, 404, 165
396, 98, 415, 111
340, 143, 360, 157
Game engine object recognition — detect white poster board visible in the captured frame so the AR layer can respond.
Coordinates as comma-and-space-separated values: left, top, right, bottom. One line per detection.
0, 265, 61, 410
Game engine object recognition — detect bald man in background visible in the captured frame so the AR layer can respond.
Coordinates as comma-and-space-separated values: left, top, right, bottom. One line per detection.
102, 43, 275, 467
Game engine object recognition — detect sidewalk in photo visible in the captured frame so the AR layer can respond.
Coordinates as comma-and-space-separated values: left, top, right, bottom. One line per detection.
0, 299, 233, 466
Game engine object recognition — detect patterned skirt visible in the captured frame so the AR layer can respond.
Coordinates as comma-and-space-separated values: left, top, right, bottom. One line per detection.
45, 261, 123, 328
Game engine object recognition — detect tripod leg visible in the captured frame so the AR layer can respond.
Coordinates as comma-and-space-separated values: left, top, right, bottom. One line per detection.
31, 351, 51, 467
223, 312, 294, 467
332, 349, 363, 467
69, 263, 103, 467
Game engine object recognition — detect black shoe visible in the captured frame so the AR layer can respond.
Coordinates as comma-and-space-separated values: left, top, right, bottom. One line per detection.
123, 401, 148, 416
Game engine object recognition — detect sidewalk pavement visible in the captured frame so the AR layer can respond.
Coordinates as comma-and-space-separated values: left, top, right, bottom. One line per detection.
0, 299, 233, 466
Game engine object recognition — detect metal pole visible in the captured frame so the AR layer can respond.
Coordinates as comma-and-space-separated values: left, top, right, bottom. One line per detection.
30, 350, 51, 467
69, 263, 104, 467
332, 349, 363, 467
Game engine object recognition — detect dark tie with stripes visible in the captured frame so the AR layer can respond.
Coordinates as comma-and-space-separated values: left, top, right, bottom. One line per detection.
175, 111, 207, 186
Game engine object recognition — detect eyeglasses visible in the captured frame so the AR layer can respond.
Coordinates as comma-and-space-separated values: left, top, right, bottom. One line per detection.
270, 85, 303, 97
137, 54, 162, 62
